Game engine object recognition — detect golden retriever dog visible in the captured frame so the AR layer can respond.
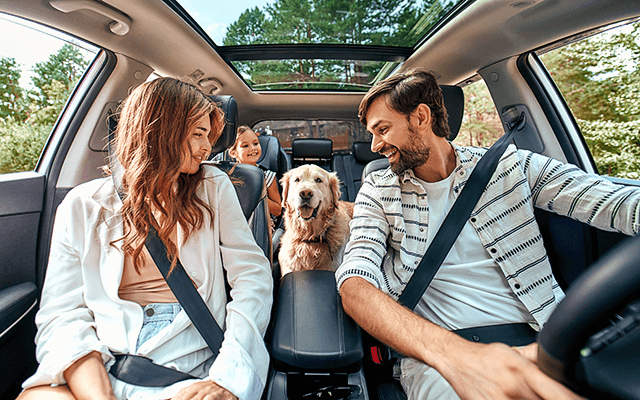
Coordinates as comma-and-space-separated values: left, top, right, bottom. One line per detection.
279, 164, 354, 277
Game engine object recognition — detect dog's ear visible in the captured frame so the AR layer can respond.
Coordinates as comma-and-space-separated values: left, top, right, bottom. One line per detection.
280, 171, 291, 208
328, 171, 341, 209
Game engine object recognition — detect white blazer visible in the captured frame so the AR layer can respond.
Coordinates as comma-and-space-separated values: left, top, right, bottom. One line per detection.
23, 166, 273, 400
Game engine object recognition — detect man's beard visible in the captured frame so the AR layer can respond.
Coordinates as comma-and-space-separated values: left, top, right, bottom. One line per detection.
383, 123, 430, 175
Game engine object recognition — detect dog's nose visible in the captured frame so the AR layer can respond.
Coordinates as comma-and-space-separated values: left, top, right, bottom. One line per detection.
299, 189, 313, 201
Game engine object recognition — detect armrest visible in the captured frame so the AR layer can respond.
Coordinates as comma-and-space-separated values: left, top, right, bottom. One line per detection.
270, 270, 363, 370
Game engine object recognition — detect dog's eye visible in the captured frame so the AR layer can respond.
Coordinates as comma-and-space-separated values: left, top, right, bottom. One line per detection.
294, 177, 300, 183
315, 178, 323, 183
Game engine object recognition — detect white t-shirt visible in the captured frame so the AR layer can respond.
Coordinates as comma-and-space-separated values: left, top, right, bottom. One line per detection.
413, 174, 533, 331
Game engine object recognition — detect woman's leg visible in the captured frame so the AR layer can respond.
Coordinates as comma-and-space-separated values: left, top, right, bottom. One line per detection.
16, 385, 77, 400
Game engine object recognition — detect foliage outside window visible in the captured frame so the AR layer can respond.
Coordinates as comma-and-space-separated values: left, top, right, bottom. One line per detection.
253, 120, 369, 151
0, 15, 96, 174
220, 0, 459, 90
539, 20, 640, 179
454, 80, 504, 147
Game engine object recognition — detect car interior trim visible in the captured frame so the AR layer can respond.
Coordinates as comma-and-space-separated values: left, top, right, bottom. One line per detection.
0, 300, 37, 343
49, 0, 131, 36
217, 44, 413, 62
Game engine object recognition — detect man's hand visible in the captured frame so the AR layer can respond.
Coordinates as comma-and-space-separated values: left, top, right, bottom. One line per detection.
340, 277, 584, 400
171, 380, 238, 400
440, 340, 584, 400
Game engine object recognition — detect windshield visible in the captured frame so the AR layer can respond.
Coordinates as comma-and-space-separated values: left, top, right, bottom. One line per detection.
166, 0, 468, 91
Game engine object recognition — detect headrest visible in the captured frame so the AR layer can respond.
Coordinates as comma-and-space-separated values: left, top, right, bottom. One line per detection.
439, 85, 464, 141
292, 138, 333, 159
257, 135, 280, 171
352, 141, 383, 164
257, 134, 291, 176
361, 157, 389, 181
209, 95, 238, 157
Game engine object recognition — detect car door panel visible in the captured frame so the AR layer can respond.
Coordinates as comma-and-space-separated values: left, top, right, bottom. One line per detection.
0, 172, 44, 287
0, 172, 45, 399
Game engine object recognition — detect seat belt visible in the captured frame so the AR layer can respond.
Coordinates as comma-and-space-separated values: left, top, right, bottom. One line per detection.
106, 113, 225, 387
144, 224, 225, 352
109, 222, 227, 387
398, 112, 525, 311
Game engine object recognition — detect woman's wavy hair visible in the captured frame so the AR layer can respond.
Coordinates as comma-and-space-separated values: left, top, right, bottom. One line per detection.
358, 69, 451, 138
113, 77, 224, 273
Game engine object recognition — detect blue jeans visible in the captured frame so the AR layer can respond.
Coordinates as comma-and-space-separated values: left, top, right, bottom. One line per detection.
136, 303, 182, 351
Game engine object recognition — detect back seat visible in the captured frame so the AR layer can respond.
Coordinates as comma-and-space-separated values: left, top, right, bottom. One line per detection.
333, 142, 384, 202
291, 138, 333, 170
257, 133, 291, 183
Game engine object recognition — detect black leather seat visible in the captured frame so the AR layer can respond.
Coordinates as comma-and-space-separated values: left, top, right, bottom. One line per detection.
257, 133, 291, 183
333, 141, 384, 201
205, 96, 272, 263
291, 138, 333, 170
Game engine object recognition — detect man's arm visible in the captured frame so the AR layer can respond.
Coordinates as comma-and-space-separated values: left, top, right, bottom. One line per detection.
340, 276, 584, 400
524, 149, 640, 235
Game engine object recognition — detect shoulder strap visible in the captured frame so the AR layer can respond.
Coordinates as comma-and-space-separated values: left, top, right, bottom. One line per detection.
144, 225, 225, 354
107, 111, 224, 355
398, 113, 525, 311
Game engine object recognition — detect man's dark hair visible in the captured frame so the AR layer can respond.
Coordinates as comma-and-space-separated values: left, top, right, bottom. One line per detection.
358, 69, 451, 138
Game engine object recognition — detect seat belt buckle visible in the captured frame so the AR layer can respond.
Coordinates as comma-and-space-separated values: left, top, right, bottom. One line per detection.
370, 345, 394, 365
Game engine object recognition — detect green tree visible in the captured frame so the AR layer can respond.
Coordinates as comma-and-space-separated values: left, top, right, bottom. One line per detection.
0, 57, 26, 121
28, 79, 70, 126
221, 0, 452, 88
540, 23, 640, 122
455, 80, 504, 147
31, 44, 89, 109
540, 20, 640, 178
0, 119, 51, 174
223, 7, 267, 46
579, 118, 640, 179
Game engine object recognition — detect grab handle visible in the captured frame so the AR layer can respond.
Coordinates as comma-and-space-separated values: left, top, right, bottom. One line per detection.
50, 0, 131, 36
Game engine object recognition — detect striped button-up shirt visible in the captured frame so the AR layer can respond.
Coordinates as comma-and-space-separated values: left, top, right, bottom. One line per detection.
336, 144, 640, 328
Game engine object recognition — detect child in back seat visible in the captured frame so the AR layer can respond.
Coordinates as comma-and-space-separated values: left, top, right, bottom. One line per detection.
229, 126, 282, 229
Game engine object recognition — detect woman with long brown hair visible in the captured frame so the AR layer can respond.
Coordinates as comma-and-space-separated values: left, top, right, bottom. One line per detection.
18, 78, 273, 400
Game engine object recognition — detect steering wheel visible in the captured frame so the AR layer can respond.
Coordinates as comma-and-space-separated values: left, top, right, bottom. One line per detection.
537, 234, 640, 399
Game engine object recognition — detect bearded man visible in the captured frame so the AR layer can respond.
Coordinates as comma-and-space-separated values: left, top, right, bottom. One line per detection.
336, 68, 640, 400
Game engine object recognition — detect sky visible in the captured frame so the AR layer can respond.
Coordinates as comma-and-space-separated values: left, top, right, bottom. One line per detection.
0, 1, 266, 89
0, 14, 97, 89
179, 0, 270, 44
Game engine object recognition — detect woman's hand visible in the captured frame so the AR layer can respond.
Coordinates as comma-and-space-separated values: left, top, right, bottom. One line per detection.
172, 380, 238, 400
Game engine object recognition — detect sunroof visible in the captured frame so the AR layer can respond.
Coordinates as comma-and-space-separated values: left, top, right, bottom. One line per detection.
167, 0, 467, 91
231, 59, 402, 92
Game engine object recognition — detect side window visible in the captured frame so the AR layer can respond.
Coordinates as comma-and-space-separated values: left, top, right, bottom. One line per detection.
0, 14, 98, 175
453, 79, 505, 147
538, 20, 640, 179
253, 120, 369, 151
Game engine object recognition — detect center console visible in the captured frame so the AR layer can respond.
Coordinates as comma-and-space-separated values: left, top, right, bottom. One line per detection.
264, 270, 368, 400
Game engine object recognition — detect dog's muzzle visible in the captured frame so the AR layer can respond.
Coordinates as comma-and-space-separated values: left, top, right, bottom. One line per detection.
297, 204, 320, 220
